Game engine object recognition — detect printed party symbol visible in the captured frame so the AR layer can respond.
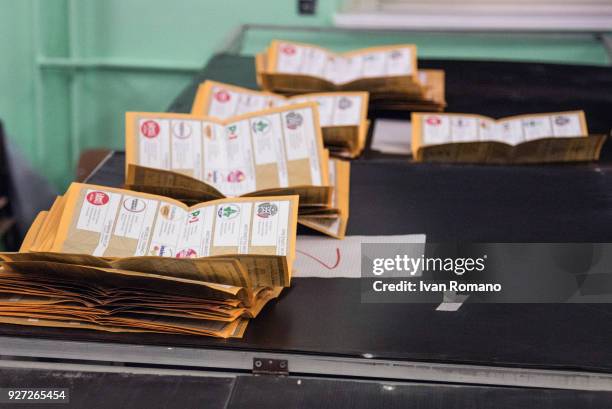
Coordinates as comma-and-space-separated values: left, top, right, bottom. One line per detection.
204, 124, 213, 139
390, 50, 402, 59
425, 116, 441, 126
176, 248, 198, 258
227, 124, 239, 140
150, 245, 173, 257
86, 191, 109, 206
218, 204, 240, 219
188, 210, 200, 224
172, 121, 192, 139
141, 120, 160, 138
252, 118, 271, 134
280, 44, 296, 55
227, 170, 245, 183
123, 198, 146, 213
285, 112, 303, 130
214, 89, 231, 103
554, 116, 570, 126
338, 97, 352, 110
159, 205, 176, 220
257, 202, 278, 218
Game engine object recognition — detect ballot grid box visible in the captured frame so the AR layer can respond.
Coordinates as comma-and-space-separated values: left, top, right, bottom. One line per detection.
2, 26, 612, 405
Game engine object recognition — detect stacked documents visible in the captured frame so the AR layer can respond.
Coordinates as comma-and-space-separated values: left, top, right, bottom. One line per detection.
255, 40, 446, 112
0, 183, 299, 337
191, 80, 370, 158
125, 102, 349, 238
411, 111, 606, 163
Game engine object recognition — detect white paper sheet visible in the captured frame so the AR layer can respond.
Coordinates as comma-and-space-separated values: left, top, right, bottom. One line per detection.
370, 119, 412, 155
293, 234, 426, 278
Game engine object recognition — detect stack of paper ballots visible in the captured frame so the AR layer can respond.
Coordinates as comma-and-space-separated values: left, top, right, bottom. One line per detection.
411, 110, 606, 164
191, 80, 369, 158
0, 183, 299, 338
125, 102, 350, 239
255, 40, 446, 113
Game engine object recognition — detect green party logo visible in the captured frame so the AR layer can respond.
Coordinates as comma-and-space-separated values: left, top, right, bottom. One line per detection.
217, 204, 240, 219
252, 118, 271, 134
227, 124, 239, 140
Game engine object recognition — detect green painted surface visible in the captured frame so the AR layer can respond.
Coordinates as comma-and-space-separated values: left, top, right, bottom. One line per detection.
0, 0, 609, 190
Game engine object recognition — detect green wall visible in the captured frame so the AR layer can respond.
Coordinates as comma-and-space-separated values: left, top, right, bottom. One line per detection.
0, 0, 609, 190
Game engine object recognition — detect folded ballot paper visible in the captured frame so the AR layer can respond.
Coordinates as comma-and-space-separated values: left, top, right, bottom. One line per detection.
191, 80, 370, 158
255, 40, 445, 112
411, 111, 607, 164
0, 183, 299, 337
125, 103, 350, 239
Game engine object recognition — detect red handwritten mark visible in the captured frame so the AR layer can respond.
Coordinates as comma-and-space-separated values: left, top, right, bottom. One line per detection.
296, 248, 341, 270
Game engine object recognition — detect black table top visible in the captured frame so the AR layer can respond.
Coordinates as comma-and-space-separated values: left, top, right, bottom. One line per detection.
3, 55, 612, 375
0, 151, 610, 374
5, 367, 610, 409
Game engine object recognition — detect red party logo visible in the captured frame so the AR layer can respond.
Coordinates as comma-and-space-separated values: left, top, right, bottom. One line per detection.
141, 120, 160, 138
280, 44, 296, 56
176, 248, 197, 258
86, 191, 109, 206
425, 116, 442, 126
214, 89, 231, 103
227, 170, 246, 183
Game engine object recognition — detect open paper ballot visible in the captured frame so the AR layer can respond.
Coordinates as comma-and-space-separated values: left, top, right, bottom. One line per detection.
127, 157, 350, 239
126, 104, 350, 239
256, 40, 421, 95
191, 80, 370, 158
23, 183, 298, 285
0, 183, 300, 338
412, 111, 606, 163
126, 103, 328, 200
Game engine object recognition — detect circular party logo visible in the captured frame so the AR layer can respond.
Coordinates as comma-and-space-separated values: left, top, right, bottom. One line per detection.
227, 170, 245, 183
280, 44, 296, 55
285, 112, 303, 130
217, 204, 240, 219
214, 89, 231, 103
252, 118, 271, 134
257, 202, 278, 219
176, 248, 197, 258
425, 116, 441, 126
554, 116, 570, 126
86, 191, 109, 206
338, 97, 352, 110
140, 120, 160, 138
122, 198, 146, 213
172, 121, 192, 140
